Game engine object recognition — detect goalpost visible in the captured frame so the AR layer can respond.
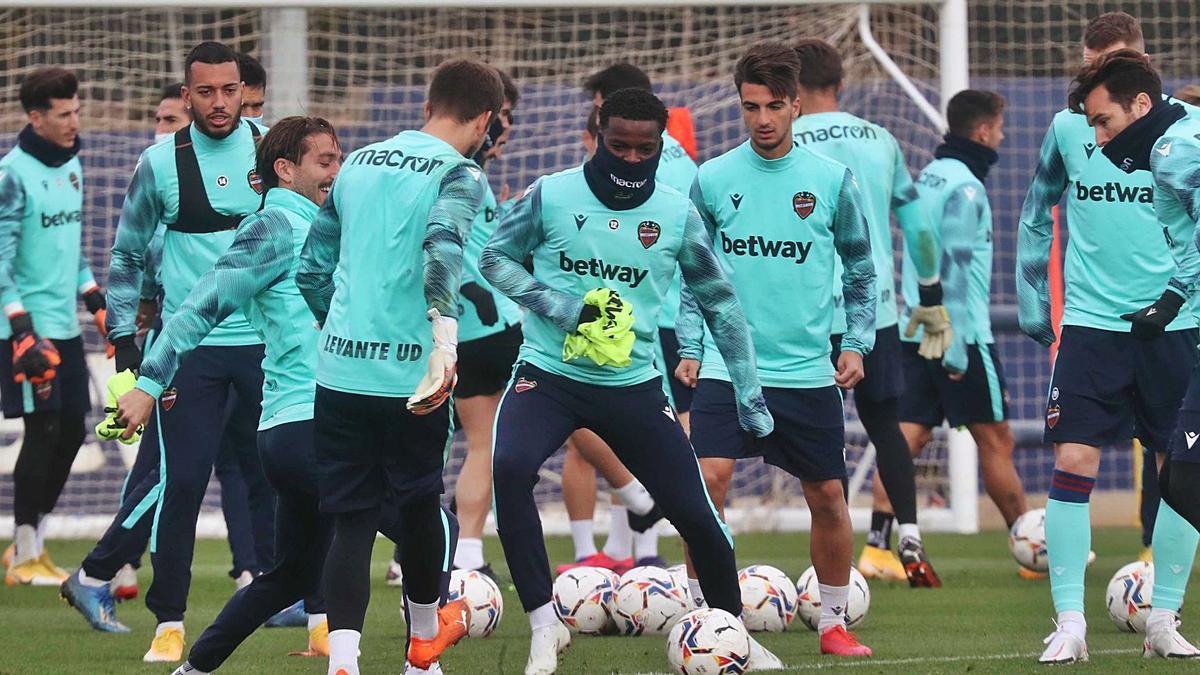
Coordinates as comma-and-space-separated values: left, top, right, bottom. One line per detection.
0, 1, 983, 538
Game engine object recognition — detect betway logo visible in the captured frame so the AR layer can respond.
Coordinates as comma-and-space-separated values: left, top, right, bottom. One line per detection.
41, 209, 82, 228
719, 231, 812, 264
559, 251, 648, 288
1074, 181, 1152, 204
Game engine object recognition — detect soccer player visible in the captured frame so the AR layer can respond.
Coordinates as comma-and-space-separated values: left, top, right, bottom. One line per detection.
481, 86, 775, 674
296, 59, 502, 675
791, 39, 945, 586
0, 67, 106, 586
101, 115, 341, 672
1070, 49, 1200, 661
676, 43, 875, 656
155, 83, 191, 143
237, 53, 266, 125
900, 90, 1029, 550
1018, 16, 1200, 662
60, 41, 270, 663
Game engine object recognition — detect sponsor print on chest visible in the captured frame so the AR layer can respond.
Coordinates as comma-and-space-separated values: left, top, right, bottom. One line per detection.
561, 212, 667, 289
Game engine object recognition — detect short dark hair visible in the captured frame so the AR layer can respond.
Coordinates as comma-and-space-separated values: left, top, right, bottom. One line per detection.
597, 87, 668, 133
497, 69, 519, 106
427, 59, 504, 124
734, 43, 801, 100
1175, 83, 1200, 107
1084, 12, 1144, 52
583, 64, 652, 100
586, 104, 600, 138
1068, 48, 1160, 115
946, 90, 1006, 137
184, 41, 240, 84
237, 52, 266, 90
793, 39, 844, 91
20, 68, 78, 113
256, 116, 339, 191
160, 82, 184, 102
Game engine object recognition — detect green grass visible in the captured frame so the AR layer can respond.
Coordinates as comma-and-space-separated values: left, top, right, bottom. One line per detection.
0, 528, 1195, 673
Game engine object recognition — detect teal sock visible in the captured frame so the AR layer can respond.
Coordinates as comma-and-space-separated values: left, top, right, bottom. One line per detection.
1150, 500, 1198, 612
1046, 498, 1091, 614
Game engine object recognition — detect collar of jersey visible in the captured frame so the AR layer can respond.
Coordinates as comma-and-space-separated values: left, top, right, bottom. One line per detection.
398, 128, 460, 157
189, 119, 248, 154
741, 140, 799, 172
264, 186, 318, 221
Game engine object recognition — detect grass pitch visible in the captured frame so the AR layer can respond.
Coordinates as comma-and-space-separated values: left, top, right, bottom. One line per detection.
0, 528, 1194, 673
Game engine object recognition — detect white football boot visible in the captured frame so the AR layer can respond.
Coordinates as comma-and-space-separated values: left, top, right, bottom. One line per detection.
524, 622, 571, 675
1039, 621, 1088, 664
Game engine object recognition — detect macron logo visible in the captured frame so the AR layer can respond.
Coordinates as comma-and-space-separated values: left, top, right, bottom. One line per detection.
574, 214, 588, 230
1157, 142, 1173, 157
1186, 431, 1198, 449
730, 193, 743, 210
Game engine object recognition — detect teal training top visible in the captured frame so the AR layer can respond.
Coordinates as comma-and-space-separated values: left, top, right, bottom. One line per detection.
1018, 107, 1198, 339
107, 120, 266, 346
656, 132, 699, 330
480, 166, 762, 404
0, 144, 94, 339
792, 111, 938, 334
458, 181, 523, 342
136, 187, 321, 429
901, 157, 994, 373
297, 130, 485, 398
1154, 114, 1200, 306
676, 141, 877, 388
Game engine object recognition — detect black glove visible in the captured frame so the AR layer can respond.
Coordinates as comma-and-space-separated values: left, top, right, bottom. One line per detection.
83, 288, 106, 314
918, 280, 944, 307
460, 282, 499, 326
577, 303, 601, 330
1121, 290, 1184, 340
111, 334, 142, 373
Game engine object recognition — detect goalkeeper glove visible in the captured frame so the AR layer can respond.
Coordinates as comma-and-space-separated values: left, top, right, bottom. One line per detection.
95, 369, 142, 444
407, 308, 457, 415
563, 288, 635, 368
1121, 290, 1184, 340
736, 390, 774, 438
904, 280, 953, 360
83, 287, 115, 359
9, 313, 60, 384
460, 282, 499, 327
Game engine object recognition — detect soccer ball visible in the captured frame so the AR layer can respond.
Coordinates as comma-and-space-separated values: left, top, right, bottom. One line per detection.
445, 569, 503, 638
737, 565, 797, 632
553, 566, 618, 634
794, 566, 870, 631
666, 607, 752, 675
668, 564, 694, 604
613, 566, 690, 635
1009, 508, 1049, 572
1106, 561, 1154, 633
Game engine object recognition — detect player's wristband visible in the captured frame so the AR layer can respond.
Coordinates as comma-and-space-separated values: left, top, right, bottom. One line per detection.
918, 280, 944, 307
84, 288, 106, 314
8, 312, 33, 339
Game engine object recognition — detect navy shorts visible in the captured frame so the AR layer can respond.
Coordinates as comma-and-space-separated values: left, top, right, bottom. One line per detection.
657, 327, 693, 413
1045, 326, 1197, 452
455, 324, 521, 399
690, 379, 846, 482
899, 341, 1008, 427
830, 325, 903, 403
314, 385, 451, 514
0, 336, 89, 418
1169, 359, 1200, 462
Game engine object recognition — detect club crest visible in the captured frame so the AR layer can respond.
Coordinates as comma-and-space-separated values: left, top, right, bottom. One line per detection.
161, 388, 178, 411
35, 382, 52, 400
1046, 404, 1060, 429
69, 172, 80, 191
514, 377, 537, 393
793, 191, 816, 219
247, 170, 264, 195
637, 221, 660, 249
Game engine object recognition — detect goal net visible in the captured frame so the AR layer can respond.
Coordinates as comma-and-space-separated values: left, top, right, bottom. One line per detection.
0, 1, 1180, 538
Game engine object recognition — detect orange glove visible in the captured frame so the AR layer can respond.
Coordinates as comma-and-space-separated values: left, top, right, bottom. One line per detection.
10, 314, 61, 384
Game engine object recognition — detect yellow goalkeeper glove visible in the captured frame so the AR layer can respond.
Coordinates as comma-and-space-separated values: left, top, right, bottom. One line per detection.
95, 369, 142, 445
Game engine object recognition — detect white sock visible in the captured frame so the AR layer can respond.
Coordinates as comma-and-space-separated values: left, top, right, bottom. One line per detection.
817, 583, 849, 633
633, 528, 658, 560
14, 524, 36, 564
569, 520, 598, 560
156, 621, 184, 636
602, 507, 632, 560
308, 612, 327, 631
453, 537, 485, 570
688, 578, 706, 608
173, 661, 210, 675
328, 629, 361, 674
897, 523, 921, 544
611, 479, 655, 516
1056, 610, 1086, 639
529, 602, 559, 631
77, 568, 109, 587
408, 599, 439, 640
35, 515, 47, 556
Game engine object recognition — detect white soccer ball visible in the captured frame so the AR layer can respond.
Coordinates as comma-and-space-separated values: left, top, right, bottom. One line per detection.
737, 565, 797, 632
1009, 508, 1049, 573
668, 564, 693, 604
445, 569, 503, 638
553, 566, 618, 635
1106, 561, 1154, 633
666, 607, 752, 675
794, 566, 870, 631
613, 566, 690, 635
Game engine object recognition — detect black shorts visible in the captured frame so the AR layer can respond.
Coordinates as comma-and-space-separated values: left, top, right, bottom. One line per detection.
830, 325, 903, 403
455, 324, 522, 399
657, 327, 693, 413
0, 336, 90, 418
314, 385, 451, 514
1045, 326, 1197, 452
898, 341, 1008, 427
689, 379, 846, 482
1168, 358, 1200, 462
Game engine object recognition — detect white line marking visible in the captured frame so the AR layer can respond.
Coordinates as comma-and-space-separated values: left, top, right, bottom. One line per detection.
775, 647, 1140, 670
